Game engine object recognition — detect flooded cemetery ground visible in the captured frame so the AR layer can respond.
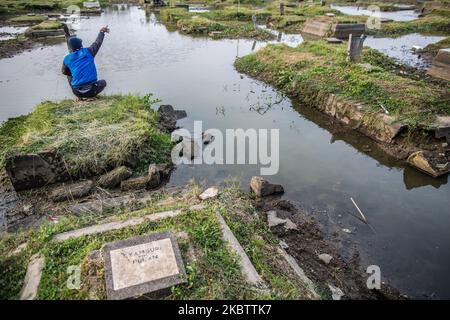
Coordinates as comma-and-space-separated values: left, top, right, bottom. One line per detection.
330, 4, 420, 22
0, 3, 449, 300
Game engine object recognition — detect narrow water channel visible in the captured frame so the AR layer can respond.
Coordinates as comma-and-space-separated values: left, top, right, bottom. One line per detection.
0, 5, 449, 298
330, 4, 420, 21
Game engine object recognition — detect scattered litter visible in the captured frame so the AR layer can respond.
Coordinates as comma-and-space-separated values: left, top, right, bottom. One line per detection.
279, 240, 289, 249
379, 103, 389, 114
342, 228, 352, 234
350, 197, 368, 224
47, 215, 59, 224
328, 284, 344, 300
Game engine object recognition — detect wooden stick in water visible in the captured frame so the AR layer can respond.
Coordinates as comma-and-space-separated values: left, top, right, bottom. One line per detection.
350, 197, 368, 224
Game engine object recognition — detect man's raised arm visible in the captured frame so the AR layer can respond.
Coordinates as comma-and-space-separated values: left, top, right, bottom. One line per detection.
89, 26, 109, 57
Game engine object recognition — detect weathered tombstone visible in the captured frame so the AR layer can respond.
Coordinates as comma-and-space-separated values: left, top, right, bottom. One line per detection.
347, 34, 367, 62
427, 48, 450, 82
331, 23, 365, 39
280, 2, 285, 16
103, 231, 186, 300
301, 20, 331, 38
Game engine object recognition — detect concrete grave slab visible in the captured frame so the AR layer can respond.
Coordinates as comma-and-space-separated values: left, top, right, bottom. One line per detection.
103, 231, 186, 300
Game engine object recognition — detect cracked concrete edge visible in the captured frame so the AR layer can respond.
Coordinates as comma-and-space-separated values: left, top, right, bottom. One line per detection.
53, 204, 206, 243
214, 212, 265, 288
276, 247, 321, 299
19, 254, 45, 300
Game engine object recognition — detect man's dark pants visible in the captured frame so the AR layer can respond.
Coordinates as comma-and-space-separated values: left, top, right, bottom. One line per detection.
71, 80, 107, 98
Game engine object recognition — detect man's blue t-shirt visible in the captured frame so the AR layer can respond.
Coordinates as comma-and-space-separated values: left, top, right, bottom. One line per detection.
63, 48, 98, 88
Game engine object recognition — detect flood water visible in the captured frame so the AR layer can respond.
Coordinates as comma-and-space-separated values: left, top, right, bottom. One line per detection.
331, 4, 419, 21
365, 33, 446, 69
0, 26, 27, 41
1, 5, 450, 299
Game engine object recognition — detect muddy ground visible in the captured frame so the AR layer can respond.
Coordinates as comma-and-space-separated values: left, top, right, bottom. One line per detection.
256, 197, 405, 299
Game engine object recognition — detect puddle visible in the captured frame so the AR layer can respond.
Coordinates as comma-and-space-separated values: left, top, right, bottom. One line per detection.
0, 5, 450, 299
331, 4, 420, 21
189, 6, 210, 13
0, 26, 28, 41
365, 33, 446, 69
257, 25, 304, 48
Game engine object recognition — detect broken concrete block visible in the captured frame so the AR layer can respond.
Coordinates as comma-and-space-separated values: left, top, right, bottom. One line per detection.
5, 151, 71, 191
147, 164, 161, 188
331, 23, 365, 39
50, 180, 94, 202
250, 176, 284, 197
318, 253, 333, 265
180, 137, 201, 160
327, 37, 343, 44
97, 166, 132, 189
199, 187, 219, 200
301, 20, 365, 39
328, 283, 344, 300
267, 211, 298, 230
202, 132, 214, 145
85, 249, 103, 300
120, 176, 151, 191
150, 163, 173, 179
427, 48, 450, 82
407, 151, 450, 178
20, 255, 45, 300
431, 116, 450, 143
301, 20, 331, 37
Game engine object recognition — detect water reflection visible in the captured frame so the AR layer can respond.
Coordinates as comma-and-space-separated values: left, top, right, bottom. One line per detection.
331, 4, 420, 21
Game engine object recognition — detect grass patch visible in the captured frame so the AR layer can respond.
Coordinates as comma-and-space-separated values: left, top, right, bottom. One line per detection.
0, 94, 173, 177
235, 41, 449, 129
8, 14, 47, 24
24, 18, 62, 34
0, 0, 108, 14
0, 184, 310, 299
160, 7, 275, 40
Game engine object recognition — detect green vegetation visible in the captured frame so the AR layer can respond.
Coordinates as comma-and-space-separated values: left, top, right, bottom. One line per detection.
7, 14, 47, 23
0, 0, 108, 14
24, 18, 62, 34
0, 184, 310, 299
160, 7, 275, 40
0, 95, 173, 177
235, 41, 449, 129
